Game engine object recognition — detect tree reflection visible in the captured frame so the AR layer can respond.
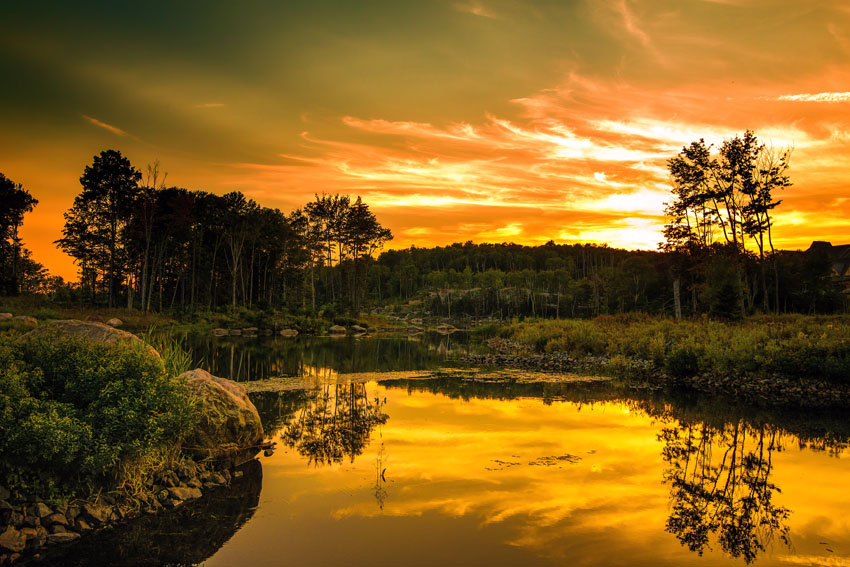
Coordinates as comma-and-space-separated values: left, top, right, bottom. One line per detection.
659, 421, 790, 563
282, 383, 388, 465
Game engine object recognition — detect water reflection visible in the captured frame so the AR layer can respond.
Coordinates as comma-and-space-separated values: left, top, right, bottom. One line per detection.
175, 333, 475, 381
281, 383, 388, 465
660, 422, 790, 563
37, 460, 262, 567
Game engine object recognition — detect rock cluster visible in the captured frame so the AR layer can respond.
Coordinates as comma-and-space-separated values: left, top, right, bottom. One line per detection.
0, 465, 239, 565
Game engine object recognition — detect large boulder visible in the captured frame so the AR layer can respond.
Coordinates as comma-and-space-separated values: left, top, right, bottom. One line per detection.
105, 317, 123, 327
179, 369, 263, 465
18, 320, 161, 360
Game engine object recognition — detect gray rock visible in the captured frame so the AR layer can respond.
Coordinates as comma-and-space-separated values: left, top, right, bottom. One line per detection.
18, 320, 161, 360
44, 512, 67, 526
28, 503, 51, 519
351, 325, 366, 333
74, 518, 92, 533
279, 329, 298, 337
167, 487, 202, 501
22, 516, 39, 528
105, 317, 123, 327
0, 527, 26, 553
82, 502, 110, 524
47, 531, 80, 544
329, 325, 346, 334
179, 369, 264, 464
19, 527, 37, 541
49, 524, 67, 534
12, 315, 37, 326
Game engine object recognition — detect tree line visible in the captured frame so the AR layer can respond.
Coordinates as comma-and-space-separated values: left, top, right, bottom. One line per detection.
1, 134, 846, 319
53, 150, 392, 314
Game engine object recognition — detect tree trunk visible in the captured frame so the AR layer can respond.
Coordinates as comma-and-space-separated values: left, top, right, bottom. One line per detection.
673, 278, 682, 319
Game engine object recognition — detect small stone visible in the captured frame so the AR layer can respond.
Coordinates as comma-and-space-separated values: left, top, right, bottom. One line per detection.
19, 527, 37, 541
210, 472, 226, 485
45, 512, 68, 527
22, 516, 39, 528
187, 478, 202, 489
233, 470, 244, 478
74, 518, 92, 533
212, 328, 228, 336
47, 531, 80, 544
105, 318, 123, 327
329, 325, 346, 334
27, 503, 51, 519
82, 502, 109, 524
167, 487, 202, 501
279, 329, 298, 337
49, 524, 66, 534
0, 527, 26, 553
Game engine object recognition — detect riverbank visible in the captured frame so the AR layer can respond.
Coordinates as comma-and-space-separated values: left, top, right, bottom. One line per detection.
0, 296, 406, 337
0, 321, 265, 565
467, 314, 850, 407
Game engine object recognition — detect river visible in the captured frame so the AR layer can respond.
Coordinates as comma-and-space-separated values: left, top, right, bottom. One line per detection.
44, 333, 850, 566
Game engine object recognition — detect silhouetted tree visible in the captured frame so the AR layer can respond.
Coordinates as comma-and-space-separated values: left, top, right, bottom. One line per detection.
0, 173, 39, 295
58, 150, 141, 307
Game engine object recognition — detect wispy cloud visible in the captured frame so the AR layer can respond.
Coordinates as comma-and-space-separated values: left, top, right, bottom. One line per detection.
453, 1, 499, 19
614, 0, 651, 47
80, 114, 130, 136
218, 72, 850, 251
776, 92, 850, 102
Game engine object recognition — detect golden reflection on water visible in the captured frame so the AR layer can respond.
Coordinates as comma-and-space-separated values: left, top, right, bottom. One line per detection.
208, 383, 850, 567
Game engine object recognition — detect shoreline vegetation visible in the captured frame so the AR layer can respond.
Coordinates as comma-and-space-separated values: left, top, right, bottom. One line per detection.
0, 322, 265, 565
467, 314, 850, 408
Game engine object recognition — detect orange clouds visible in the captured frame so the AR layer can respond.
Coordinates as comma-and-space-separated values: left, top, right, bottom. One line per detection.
214, 71, 850, 255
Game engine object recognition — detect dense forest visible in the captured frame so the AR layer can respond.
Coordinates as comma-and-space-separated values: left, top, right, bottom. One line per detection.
0, 136, 846, 320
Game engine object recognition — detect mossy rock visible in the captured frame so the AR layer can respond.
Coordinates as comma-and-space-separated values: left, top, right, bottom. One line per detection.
180, 369, 264, 465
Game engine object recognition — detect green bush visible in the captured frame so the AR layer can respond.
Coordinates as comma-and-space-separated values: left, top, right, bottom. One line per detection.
0, 335, 198, 499
664, 346, 701, 378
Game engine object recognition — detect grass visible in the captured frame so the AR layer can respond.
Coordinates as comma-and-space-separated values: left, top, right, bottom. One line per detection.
487, 313, 850, 385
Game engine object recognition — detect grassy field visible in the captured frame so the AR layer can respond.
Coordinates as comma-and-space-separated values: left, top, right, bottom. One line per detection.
485, 313, 850, 385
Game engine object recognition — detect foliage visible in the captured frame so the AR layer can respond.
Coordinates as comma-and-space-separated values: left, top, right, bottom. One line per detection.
0, 172, 40, 296
0, 334, 198, 498
503, 314, 850, 385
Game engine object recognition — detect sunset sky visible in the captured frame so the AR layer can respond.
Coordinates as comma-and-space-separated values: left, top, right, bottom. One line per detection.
3, 0, 850, 280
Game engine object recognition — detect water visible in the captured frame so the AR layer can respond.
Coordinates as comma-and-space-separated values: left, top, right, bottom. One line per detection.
43, 336, 850, 566
174, 332, 479, 382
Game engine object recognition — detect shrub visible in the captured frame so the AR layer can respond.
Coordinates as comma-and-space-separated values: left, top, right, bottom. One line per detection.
664, 346, 701, 378
0, 335, 198, 499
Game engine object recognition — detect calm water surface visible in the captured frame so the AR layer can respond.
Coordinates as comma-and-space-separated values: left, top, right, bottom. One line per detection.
47, 336, 850, 567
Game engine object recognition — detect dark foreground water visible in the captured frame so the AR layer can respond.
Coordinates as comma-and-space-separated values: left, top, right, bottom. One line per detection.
42, 335, 850, 567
